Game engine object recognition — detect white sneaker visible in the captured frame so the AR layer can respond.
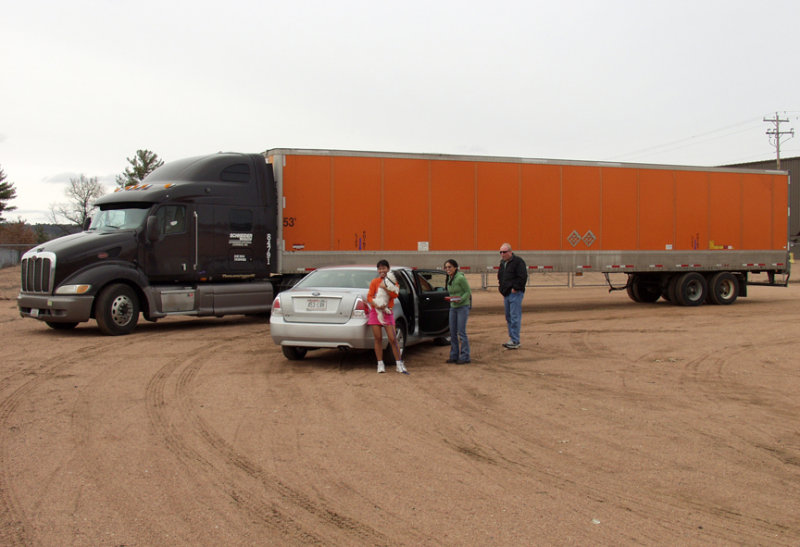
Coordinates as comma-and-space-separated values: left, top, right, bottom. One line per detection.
396, 361, 408, 374
377, 362, 385, 373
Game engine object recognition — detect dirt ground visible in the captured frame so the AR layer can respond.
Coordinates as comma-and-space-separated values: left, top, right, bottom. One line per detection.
1, 264, 799, 546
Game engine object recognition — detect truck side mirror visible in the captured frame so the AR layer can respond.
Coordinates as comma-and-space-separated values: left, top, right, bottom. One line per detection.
146, 216, 160, 242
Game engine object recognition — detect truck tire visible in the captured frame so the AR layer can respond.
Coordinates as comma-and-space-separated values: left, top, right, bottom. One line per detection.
665, 274, 680, 304
627, 274, 661, 303
384, 318, 406, 366
626, 280, 641, 303
282, 346, 307, 360
674, 272, 707, 306
708, 272, 739, 305
96, 283, 140, 335
46, 321, 78, 330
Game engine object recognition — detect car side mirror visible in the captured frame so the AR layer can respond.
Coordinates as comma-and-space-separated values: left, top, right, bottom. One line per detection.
146, 216, 160, 242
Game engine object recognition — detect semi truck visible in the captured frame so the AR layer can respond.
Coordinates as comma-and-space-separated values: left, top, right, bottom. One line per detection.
18, 149, 791, 335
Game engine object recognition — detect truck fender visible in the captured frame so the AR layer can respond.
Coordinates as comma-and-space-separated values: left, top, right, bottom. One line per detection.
58, 262, 151, 317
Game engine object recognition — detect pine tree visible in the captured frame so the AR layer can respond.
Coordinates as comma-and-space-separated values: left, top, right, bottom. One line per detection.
0, 166, 18, 222
116, 149, 164, 188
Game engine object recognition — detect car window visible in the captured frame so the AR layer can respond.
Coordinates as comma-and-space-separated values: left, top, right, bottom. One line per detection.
415, 271, 448, 292
295, 269, 374, 289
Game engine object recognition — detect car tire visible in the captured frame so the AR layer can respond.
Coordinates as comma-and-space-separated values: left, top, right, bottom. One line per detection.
282, 346, 308, 360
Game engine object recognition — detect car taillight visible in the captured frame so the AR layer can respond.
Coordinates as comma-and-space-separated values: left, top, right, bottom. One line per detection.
271, 296, 282, 315
353, 297, 368, 318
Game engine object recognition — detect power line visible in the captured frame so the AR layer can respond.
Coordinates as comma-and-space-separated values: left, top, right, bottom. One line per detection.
607, 117, 762, 161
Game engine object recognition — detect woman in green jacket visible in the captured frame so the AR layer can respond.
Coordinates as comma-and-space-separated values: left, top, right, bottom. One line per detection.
444, 259, 471, 364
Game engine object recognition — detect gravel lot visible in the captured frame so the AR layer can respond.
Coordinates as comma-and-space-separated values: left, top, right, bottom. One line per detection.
1, 265, 799, 545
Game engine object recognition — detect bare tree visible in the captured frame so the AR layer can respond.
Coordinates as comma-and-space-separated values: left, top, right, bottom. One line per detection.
49, 174, 105, 227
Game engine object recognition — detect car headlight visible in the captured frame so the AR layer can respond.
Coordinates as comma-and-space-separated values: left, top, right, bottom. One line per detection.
55, 284, 92, 295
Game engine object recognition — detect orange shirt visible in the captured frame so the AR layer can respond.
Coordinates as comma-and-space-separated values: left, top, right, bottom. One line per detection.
367, 276, 398, 309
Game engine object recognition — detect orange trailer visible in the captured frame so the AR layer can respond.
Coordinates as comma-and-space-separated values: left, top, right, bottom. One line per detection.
267, 149, 790, 306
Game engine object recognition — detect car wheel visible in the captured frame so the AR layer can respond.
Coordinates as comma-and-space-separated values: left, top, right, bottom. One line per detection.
282, 346, 307, 360
384, 318, 406, 366
96, 283, 140, 335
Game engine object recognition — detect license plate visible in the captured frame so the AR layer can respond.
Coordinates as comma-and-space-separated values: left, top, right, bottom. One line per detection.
31, 308, 39, 318
306, 298, 327, 311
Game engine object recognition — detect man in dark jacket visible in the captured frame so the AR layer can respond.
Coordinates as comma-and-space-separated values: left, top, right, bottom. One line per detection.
497, 243, 527, 349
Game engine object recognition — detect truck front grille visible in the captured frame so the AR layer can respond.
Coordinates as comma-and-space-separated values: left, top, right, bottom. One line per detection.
20, 252, 55, 294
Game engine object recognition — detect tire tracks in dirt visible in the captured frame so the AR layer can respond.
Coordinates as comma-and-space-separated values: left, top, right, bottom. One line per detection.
0, 341, 106, 546
145, 339, 394, 546
416, 333, 799, 544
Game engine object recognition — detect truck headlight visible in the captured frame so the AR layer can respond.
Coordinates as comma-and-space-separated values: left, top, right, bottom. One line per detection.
55, 284, 92, 295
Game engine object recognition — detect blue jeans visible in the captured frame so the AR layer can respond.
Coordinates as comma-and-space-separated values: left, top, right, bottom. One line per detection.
449, 305, 470, 361
504, 290, 524, 344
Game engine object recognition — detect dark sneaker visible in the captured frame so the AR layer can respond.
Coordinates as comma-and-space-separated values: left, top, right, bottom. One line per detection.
456, 359, 471, 364
446, 359, 457, 363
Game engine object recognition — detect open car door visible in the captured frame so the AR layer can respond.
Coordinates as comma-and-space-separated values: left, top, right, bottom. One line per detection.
413, 269, 450, 335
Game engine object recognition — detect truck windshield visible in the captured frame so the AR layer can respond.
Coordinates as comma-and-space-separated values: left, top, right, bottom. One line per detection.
88, 206, 150, 232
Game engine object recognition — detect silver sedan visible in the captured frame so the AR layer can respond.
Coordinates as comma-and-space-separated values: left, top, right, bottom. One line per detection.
270, 265, 450, 361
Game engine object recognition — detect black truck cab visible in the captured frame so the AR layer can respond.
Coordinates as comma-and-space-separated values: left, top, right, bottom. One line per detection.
18, 153, 278, 335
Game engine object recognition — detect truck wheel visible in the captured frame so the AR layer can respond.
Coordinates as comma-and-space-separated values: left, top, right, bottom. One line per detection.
384, 319, 406, 366
665, 274, 680, 304
627, 275, 661, 303
282, 346, 307, 360
637, 280, 662, 303
46, 321, 78, 330
96, 283, 140, 335
708, 272, 739, 305
626, 275, 641, 302
675, 272, 707, 306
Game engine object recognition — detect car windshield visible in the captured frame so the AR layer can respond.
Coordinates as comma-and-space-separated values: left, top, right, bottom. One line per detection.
294, 269, 377, 289
88, 206, 150, 231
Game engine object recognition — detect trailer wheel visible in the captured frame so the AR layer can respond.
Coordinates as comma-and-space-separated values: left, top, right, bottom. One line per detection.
384, 318, 406, 366
628, 275, 662, 303
638, 282, 662, 302
282, 346, 308, 360
675, 272, 707, 306
96, 283, 140, 335
626, 279, 641, 302
708, 272, 739, 305
665, 275, 681, 304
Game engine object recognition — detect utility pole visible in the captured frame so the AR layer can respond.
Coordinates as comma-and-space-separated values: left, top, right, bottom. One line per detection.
764, 111, 794, 169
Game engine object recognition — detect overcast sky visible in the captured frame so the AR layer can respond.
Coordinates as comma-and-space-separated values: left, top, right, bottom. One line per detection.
2, 0, 799, 223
